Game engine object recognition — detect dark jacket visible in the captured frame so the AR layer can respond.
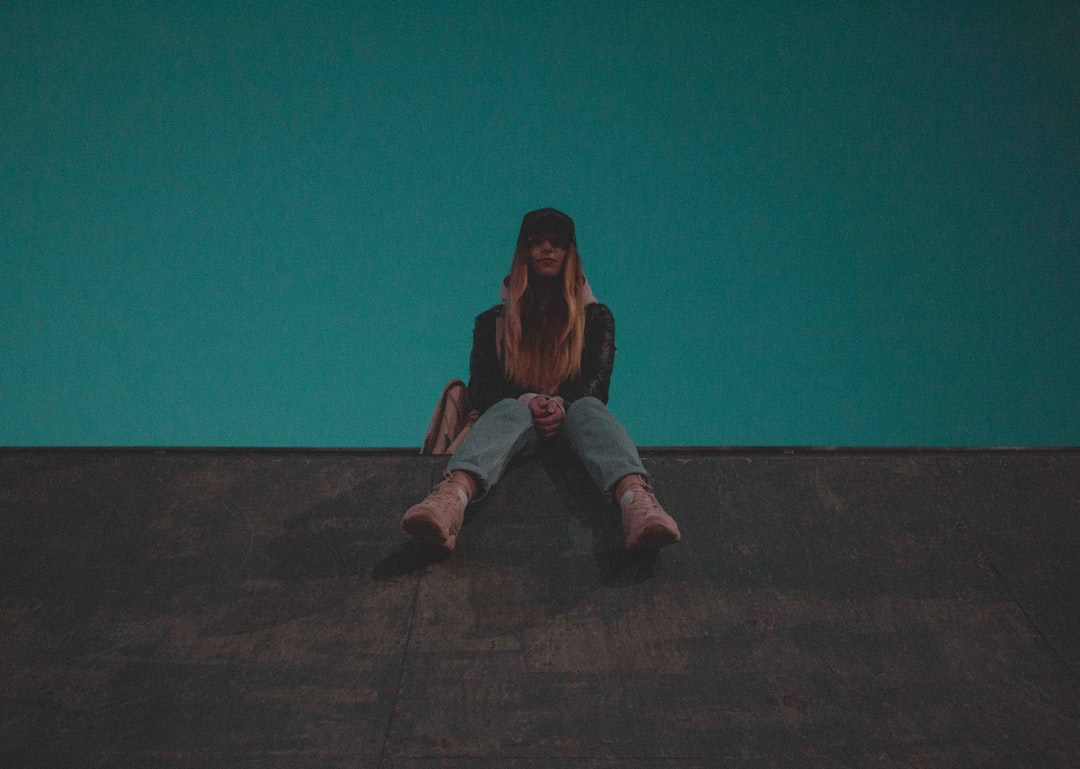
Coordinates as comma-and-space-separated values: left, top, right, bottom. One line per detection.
466, 303, 616, 414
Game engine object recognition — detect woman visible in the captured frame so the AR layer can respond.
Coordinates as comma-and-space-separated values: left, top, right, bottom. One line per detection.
401, 208, 680, 552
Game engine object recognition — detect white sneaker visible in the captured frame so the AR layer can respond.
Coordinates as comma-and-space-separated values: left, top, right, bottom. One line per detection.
400, 479, 468, 550
619, 485, 681, 551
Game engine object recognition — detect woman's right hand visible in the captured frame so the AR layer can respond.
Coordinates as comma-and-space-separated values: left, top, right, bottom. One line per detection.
528, 396, 564, 439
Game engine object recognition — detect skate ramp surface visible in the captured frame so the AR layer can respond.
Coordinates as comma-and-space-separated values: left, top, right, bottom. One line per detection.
2, 448, 1079, 767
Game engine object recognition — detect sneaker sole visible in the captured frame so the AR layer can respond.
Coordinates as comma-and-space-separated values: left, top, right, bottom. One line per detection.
627, 521, 681, 551
401, 515, 457, 551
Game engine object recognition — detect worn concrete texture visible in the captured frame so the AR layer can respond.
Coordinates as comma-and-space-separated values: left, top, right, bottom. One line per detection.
1, 447, 1079, 768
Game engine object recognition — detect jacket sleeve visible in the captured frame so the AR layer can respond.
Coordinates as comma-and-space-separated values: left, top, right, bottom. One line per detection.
467, 308, 520, 414
559, 304, 615, 405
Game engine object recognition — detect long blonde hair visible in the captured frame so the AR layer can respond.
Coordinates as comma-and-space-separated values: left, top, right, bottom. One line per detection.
501, 243, 586, 393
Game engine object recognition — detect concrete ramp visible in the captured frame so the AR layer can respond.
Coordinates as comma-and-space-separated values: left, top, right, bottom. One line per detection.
2, 448, 1078, 767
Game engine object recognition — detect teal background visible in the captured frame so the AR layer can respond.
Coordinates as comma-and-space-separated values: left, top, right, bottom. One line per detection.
3, 2, 1079, 448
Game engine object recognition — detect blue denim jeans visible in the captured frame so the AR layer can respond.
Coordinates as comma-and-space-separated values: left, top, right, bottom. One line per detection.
447, 396, 648, 500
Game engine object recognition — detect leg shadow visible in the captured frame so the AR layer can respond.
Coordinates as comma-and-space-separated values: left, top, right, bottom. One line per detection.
371, 539, 452, 581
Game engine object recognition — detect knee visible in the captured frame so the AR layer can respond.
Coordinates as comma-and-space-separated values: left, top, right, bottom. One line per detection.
498, 396, 530, 412
483, 397, 531, 421
565, 396, 606, 423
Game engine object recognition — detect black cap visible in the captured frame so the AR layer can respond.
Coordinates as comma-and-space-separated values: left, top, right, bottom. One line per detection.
517, 208, 576, 247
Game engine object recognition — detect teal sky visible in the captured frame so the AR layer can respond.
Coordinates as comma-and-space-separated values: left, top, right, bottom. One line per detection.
3, 2, 1079, 447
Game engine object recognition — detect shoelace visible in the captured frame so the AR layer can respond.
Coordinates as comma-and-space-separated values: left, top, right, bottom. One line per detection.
621, 484, 659, 511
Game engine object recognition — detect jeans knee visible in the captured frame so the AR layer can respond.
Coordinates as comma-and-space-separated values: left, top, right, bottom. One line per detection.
478, 397, 532, 428
488, 397, 530, 416
565, 396, 606, 423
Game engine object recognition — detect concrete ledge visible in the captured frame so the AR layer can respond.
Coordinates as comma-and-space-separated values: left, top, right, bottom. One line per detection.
2, 449, 1079, 767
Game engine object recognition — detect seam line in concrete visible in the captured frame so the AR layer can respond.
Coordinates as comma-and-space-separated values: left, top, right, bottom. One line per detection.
376, 569, 422, 768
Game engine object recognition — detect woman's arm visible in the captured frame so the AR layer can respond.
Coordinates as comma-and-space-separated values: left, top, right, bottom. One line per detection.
560, 304, 615, 405
466, 308, 518, 414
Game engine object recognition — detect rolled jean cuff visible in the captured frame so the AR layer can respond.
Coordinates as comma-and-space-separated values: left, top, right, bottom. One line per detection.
443, 461, 490, 501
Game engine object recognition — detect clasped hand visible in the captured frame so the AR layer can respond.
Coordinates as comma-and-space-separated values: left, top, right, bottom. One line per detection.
528, 395, 564, 439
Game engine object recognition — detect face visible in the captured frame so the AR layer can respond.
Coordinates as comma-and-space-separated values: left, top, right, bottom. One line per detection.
527, 234, 568, 279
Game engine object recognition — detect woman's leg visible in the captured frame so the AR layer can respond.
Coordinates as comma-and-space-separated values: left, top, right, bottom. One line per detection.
558, 396, 649, 496
560, 396, 680, 550
448, 397, 538, 500
402, 398, 537, 550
